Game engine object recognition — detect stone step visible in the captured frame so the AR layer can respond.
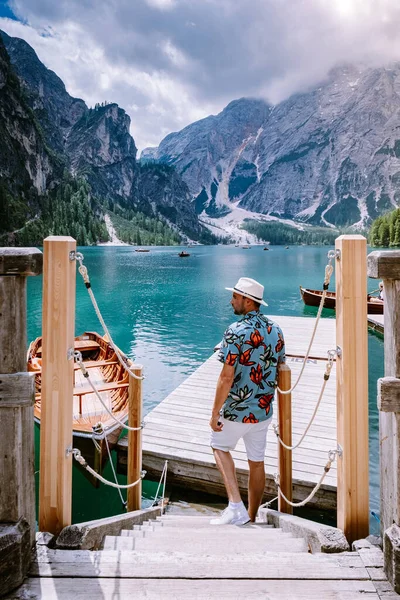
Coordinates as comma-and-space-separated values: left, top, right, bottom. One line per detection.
119, 529, 146, 538
155, 517, 275, 529
120, 527, 291, 539
102, 534, 309, 553
14, 576, 386, 599
32, 548, 367, 580
156, 515, 274, 526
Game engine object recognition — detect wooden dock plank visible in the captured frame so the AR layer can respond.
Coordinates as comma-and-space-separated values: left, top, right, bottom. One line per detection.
10, 578, 380, 600
117, 315, 338, 508
30, 548, 370, 580
368, 314, 384, 334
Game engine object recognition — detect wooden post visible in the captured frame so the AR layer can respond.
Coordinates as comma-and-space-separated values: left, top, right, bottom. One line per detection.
0, 248, 42, 595
277, 364, 293, 514
39, 237, 76, 534
335, 235, 369, 544
127, 365, 143, 512
368, 250, 400, 592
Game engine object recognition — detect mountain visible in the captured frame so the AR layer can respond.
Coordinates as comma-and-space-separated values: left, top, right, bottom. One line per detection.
143, 98, 270, 218
0, 33, 61, 235
143, 66, 400, 229
0, 31, 202, 243
1, 30, 86, 155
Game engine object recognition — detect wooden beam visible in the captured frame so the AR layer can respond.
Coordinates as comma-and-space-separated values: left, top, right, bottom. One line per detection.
127, 366, 143, 512
367, 250, 400, 280
277, 364, 293, 514
0, 248, 41, 595
39, 237, 76, 534
368, 252, 400, 540
378, 378, 400, 413
335, 235, 369, 544
0, 247, 43, 277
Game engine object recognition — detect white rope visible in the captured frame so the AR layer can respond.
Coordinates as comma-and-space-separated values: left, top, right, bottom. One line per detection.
73, 448, 146, 489
273, 350, 335, 451
103, 425, 126, 508
270, 449, 338, 508
74, 351, 144, 433
259, 496, 278, 510
150, 460, 168, 508
276, 252, 335, 395
74, 252, 144, 381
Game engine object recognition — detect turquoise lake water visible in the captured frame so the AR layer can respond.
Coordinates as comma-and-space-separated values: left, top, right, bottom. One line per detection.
26, 245, 383, 531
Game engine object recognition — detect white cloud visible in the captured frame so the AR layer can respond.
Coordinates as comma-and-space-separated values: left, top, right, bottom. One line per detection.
146, 0, 176, 10
2, 0, 400, 149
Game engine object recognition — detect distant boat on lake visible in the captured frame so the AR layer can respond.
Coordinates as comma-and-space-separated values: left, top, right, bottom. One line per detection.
263, 247, 269, 251
135, 248, 150, 252
242, 245, 250, 249
179, 251, 190, 257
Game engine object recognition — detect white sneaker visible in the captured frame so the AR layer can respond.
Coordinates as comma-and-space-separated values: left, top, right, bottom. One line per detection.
210, 506, 250, 525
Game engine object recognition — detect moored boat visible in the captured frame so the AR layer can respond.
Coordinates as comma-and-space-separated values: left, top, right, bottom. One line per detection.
28, 332, 131, 485
299, 286, 384, 314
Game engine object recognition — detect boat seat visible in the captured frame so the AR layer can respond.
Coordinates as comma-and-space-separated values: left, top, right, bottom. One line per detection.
35, 339, 101, 357
73, 381, 129, 397
34, 381, 129, 401
30, 360, 119, 374
74, 360, 119, 370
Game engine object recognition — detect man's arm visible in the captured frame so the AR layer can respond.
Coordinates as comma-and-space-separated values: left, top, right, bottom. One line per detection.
209, 362, 235, 431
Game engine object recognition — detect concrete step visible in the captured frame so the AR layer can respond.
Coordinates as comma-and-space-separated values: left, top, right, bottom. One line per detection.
119, 529, 146, 538
103, 534, 309, 553
32, 547, 369, 580
118, 527, 291, 540
155, 518, 275, 529
156, 515, 275, 528
16, 576, 388, 599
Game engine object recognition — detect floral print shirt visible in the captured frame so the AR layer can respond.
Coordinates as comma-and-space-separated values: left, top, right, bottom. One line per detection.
218, 311, 285, 423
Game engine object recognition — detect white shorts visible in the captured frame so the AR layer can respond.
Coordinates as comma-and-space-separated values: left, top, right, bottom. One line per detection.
210, 416, 272, 462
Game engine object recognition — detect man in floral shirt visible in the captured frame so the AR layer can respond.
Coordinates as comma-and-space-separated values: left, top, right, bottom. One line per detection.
209, 277, 285, 525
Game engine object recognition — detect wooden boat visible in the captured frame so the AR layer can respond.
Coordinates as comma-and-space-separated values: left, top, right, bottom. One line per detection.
179, 251, 190, 257
299, 286, 384, 314
28, 332, 131, 485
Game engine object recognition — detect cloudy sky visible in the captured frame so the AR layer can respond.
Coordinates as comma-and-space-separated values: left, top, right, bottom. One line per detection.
1, 0, 400, 151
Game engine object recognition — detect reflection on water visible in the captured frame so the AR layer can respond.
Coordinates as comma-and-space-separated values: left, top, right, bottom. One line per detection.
27, 245, 384, 525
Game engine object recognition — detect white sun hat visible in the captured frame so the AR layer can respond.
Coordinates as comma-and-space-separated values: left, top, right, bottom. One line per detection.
225, 277, 268, 306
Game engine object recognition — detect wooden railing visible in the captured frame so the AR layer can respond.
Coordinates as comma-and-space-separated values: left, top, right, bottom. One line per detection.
368, 249, 400, 593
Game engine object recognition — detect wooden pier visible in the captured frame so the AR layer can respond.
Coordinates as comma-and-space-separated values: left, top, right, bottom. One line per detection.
118, 315, 339, 510
368, 314, 384, 335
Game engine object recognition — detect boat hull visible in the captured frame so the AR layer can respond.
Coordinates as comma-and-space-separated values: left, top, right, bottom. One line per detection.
300, 286, 384, 314
29, 331, 130, 486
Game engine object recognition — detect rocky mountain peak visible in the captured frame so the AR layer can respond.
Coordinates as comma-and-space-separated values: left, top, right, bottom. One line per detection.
1, 29, 87, 154
147, 65, 400, 228
144, 97, 270, 217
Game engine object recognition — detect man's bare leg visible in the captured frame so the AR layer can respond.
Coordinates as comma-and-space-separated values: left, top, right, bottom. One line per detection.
213, 448, 242, 503
247, 459, 265, 521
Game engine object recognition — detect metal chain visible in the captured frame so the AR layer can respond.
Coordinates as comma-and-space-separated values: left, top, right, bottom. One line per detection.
73, 252, 144, 381
74, 350, 144, 433
273, 348, 336, 450
276, 249, 336, 395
